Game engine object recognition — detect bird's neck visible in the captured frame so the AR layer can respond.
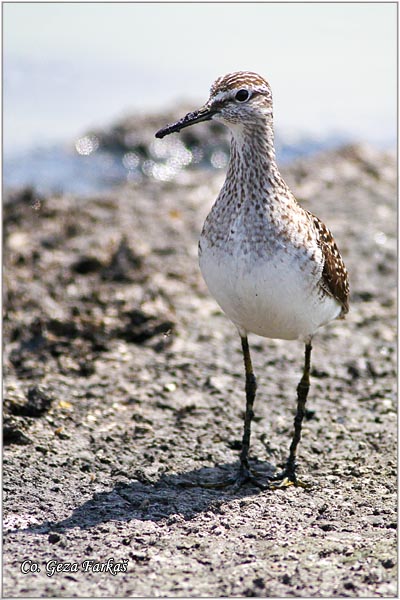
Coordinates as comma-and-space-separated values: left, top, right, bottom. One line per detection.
226, 118, 286, 193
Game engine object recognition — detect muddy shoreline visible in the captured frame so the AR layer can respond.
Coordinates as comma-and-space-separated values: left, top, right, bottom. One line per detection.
3, 143, 397, 597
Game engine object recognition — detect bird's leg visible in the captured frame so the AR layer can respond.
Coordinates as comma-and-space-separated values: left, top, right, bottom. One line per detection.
271, 341, 312, 488
228, 335, 268, 490
199, 335, 267, 491
239, 335, 256, 470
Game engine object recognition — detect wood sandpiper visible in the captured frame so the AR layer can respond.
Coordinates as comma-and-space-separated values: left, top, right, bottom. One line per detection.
156, 71, 349, 489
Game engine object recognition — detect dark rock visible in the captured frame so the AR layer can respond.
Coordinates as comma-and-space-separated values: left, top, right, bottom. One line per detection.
117, 308, 174, 345
72, 256, 103, 274
101, 237, 143, 282
4, 386, 53, 418
381, 558, 395, 569
24, 386, 53, 417
3, 417, 32, 445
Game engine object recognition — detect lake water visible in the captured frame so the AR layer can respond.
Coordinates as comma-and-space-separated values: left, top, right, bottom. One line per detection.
4, 130, 351, 197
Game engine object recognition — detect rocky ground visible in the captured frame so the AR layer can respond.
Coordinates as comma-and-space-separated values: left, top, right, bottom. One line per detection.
3, 142, 397, 597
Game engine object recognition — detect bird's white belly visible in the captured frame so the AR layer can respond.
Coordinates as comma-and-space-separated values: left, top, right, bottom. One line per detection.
199, 241, 341, 341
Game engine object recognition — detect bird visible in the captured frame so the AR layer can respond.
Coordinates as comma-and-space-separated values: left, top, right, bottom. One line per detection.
155, 71, 349, 489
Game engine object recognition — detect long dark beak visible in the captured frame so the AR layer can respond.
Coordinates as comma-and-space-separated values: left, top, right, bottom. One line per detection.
155, 105, 216, 139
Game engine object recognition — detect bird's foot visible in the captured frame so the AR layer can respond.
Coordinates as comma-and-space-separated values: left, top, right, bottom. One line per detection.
229, 464, 269, 492
269, 464, 312, 490
199, 463, 269, 491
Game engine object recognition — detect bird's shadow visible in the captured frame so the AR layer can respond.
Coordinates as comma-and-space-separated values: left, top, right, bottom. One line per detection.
11, 460, 276, 536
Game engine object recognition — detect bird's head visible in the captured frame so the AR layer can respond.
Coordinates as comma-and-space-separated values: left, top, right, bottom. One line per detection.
155, 71, 273, 139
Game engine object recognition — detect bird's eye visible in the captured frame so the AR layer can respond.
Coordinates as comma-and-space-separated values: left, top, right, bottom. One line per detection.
235, 89, 250, 102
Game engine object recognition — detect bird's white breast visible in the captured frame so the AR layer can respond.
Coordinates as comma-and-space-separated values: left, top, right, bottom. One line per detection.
198, 235, 341, 341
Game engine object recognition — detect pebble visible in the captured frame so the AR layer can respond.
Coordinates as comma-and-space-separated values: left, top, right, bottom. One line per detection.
164, 382, 177, 392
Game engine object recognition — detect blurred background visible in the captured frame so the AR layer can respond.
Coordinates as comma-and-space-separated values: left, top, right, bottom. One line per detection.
4, 2, 397, 195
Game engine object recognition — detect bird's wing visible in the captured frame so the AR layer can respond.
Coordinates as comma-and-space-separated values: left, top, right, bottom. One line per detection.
309, 212, 349, 316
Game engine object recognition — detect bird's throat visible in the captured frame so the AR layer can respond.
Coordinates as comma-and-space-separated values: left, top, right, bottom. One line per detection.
227, 118, 284, 195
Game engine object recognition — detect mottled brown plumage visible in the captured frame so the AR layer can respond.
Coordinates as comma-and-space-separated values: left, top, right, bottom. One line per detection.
310, 213, 350, 315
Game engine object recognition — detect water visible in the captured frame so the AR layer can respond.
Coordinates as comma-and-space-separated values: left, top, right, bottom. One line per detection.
4, 133, 350, 197
4, 145, 130, 196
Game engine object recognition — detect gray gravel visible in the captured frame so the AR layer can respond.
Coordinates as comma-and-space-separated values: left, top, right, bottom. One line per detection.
3, 143, 397, 597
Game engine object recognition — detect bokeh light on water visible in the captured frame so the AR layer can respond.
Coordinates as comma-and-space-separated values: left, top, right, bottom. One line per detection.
75, 135, 99, 156
122, 152, 140, 170
71, 128, 232, 186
